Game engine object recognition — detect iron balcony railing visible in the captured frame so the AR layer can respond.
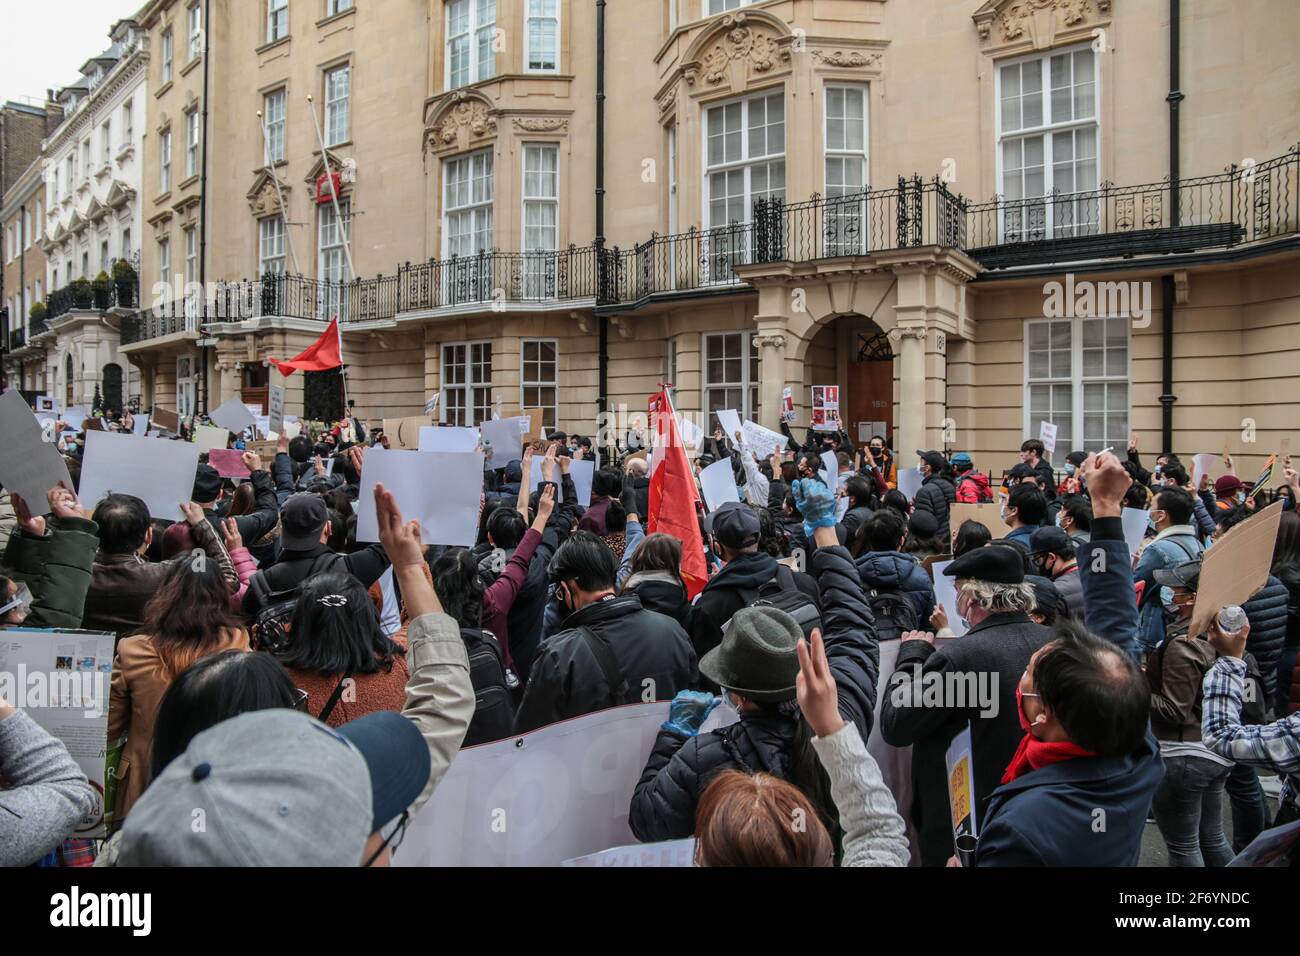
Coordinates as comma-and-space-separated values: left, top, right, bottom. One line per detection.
119, 306, 200, 346
8, 326, 25, 351
45, 273, 140, 320
107, 145, 1300, 346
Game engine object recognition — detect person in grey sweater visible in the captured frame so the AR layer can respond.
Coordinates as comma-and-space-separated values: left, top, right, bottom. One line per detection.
0, 700, 97, 866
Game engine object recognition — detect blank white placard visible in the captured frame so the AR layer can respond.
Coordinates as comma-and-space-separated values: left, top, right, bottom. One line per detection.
78, 431, 200, 522
355, 448, 485, 547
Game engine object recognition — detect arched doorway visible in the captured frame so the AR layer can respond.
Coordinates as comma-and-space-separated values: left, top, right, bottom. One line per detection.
64, 353, 74, 407
801, 314, 894, 447
102, 363, 123, 417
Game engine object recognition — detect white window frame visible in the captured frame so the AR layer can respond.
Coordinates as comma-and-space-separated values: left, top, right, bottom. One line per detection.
667, 124, 677, 236
22, 209, 31, 249
187, 3, 203, 61
177, 355, 195, 417
445, 0, 496, 90
702, 330, 760, 427
822, 83, 869, 256
327, 0, 352, 14
318, 199, 351, 320
440, 340, 493, 426
259, 216, 287, 276
122, 101, 133, 142
158, 236, 171, 286
1024, 316, 1130, 455
185, 110, 200, 178
34, 200, 42, 240
708, 0, 752, 14
101, 119, 113, 167
184, 226, 198, 283
161, 29, 174, 83
702, 89, 785, 281
267, 0, 289, 43
160, 129, 172, 193
263, 89, 286, 164
994, 43, 1101, 241
121, 226, 131, 258
521, 143, 559, 297
442, 148, 494, 258
324, 65, 350, 147
520, 338, 558, 429
524, 0, 559, 73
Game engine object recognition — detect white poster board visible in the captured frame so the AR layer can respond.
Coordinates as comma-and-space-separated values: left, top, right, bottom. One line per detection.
208, 398, 257, 434
700, 458, 741, 512
678, 415, 705, 450
897, 467, 924, 501
395, 702, 670, 867
1038, 421, 1058, 456
267, 385, 286, 437
354, 449, 484, 547
715, 409, 743, 444
78, 431, 200, 522
60, 406, 88, 432
194, 424, 230, 455
480, 417, 527, 470
945, 724, 977, 841
563, 839, 696, 867
568, 459, 595, 508
1120, 507, 1149, 560
529, 456, 566, 503
419, 426, 481, 453
0, 388, 73, 512
0, 628, 115, 838
1192, 453, 1220, 489
131, 413, 150, 436
930, 559, 968, 637
742, 420, 786, 459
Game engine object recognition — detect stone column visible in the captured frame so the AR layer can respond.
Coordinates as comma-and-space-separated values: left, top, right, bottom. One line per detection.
895, 326, 927, 459
754, 322, 787, 431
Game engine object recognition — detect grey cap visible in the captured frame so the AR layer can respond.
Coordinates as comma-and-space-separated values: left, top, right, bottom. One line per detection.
115, 710, 373, 867
700, 606, 803, 703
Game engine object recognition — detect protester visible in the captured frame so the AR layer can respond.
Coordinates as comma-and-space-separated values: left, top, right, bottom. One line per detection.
1057, 493, 1092, 547
513, 531, 697, 733
853, 509, 935, 627
952, 452, 993, 504
620, 532, 692, 629
951, 518, 992, 558
630, 491, 878, 844
912, 450, 956, 546
191, 449, 280, 546
904, 510, 943, 563
1028, 525, 1083, 619
1134, 486, 1204, 652
107, 558, 251, 823
866, 435, 896, 489
1019, 438, 1057, 499
4, 487, 98, 629
693, 770, 835, 867
1002, 483, 1046, 549
881, 541, 1053, 866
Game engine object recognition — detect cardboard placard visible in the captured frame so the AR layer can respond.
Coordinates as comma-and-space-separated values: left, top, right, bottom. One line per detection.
194, 424, 231, 455
497, 406, 547, 444
945, 725, 978, 842
949, 502, 1011, 541
267, 385, 286, 437
150, 407, 181, 433
1038, 421, 1058, 456
1189, 500, 1285, 639
382, 416, 434, 451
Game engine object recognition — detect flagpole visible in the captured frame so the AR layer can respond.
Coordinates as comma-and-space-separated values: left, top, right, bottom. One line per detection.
254, 110, 302, 275
306, 94, 353, 418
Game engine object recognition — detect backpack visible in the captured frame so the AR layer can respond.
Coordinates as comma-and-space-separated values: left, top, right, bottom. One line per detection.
248, 553, 342, 652
957, 471, 993, 504
865, 587, 920, 642
733, 564, 823, 639
460, 627, 517, 746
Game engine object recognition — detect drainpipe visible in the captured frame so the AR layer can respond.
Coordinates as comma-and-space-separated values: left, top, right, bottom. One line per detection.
197, 0, 212, 414
595, 0, 608, 459
1159, 0, 1182, 454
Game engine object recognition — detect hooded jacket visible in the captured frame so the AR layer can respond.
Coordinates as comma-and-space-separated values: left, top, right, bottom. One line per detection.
688, 552, 820, 663
912, 473, 956, 546
623, 570, 692, 629
629, 544, 879, 842
854, 550, 936, 626
513, 593, 697, 734
3, 515, 100, 630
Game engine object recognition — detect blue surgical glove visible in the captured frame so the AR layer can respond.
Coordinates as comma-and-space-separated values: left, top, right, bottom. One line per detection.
662, 690, 721, 738
792, 477, 836, 539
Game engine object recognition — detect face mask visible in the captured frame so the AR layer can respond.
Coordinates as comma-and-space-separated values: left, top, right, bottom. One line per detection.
1055, 510, 1067, 528
999, 504, 1008, 522
1015, 685, 1045, 737
1154, 465, 1164, 476
1236, 491, 1247, 504
1064, 463, 1076, 476
1147, 512, 1158, 532
1203, 536, 1214, 551
1159, 585, 1178, 613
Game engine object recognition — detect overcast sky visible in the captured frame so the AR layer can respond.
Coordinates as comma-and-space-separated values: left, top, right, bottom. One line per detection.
0, 0, 145, 106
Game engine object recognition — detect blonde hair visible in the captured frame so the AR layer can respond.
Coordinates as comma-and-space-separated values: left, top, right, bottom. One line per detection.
955, 578, 1037, 614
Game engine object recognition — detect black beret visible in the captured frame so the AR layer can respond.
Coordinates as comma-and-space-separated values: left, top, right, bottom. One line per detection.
943, 542, 1025, 584
192, 464, 222, 503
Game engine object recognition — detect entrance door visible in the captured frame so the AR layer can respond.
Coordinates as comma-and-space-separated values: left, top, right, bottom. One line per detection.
846, 329, 893, 446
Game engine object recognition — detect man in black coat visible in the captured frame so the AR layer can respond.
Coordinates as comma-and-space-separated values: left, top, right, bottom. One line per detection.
689, 501, 819, 667
513, 531, 697, 734
912, 450, 957, 546
880, 542, 1053, 866
1019, 438, 1058, 500
192, 450, 280, 547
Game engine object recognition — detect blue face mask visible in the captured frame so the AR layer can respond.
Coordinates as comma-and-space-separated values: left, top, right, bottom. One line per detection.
1160, 585, 1178, 613
1147, 512, 1158, 532
1064, 463, 1076, 476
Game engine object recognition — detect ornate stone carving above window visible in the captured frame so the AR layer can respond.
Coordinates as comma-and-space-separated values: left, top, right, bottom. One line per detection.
246, 171, 290, 218
677, 11, 793, 97
511, 116, 569, 134
809, 48, 884, 71
973, 0, 1112, 51
425, 90, 499, 158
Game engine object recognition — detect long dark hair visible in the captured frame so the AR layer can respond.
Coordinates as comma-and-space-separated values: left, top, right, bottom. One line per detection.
149, 650, 298, 780
431, 548, 486, 630
627, 533, 684, 587
275, 571, 402, 676
142, 560, 245, 679
1274, 510, 1300, 575
226, 482, 256, 517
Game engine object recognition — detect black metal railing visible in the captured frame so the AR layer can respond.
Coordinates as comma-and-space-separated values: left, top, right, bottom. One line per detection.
8, 327, 25, 351
965, 145, 1298, 269
105, 145, 1300, 347
46, 274, 140, 320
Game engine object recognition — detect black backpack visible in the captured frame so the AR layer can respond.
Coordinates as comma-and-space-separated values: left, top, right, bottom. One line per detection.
865, 587, 920, 642
248, 553, 342, 652
734, 564, 823, 639
460, 627, 516, 747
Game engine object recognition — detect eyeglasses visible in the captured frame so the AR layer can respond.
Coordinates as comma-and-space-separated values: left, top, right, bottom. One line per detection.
292, 688, 309, 712
363, 809, 410, 867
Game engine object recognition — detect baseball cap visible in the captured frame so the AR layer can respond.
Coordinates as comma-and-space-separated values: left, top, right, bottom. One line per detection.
916, 450, 947, 473
950, 452, 973, 468
1028, 525, 1073, 557
1153, 558, 1202, 591
704, 501, 761, 550
115, 709, 430, 866
192, 463, 222, 503
280, 493, 329, 550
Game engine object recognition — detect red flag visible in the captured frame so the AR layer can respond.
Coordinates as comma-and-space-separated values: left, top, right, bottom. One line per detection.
647, 388, 708, 599
269, 318, 342, 376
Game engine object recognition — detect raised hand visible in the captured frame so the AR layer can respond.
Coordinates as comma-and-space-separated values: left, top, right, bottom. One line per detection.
242, 451, 264, 473
222, 517, 244, 551
179, 501, 206, 526
10, 493, 44, 537
796, 628, 843, 738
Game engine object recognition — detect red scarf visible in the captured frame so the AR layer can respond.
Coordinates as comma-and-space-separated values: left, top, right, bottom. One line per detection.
1001, 734, 1095, 784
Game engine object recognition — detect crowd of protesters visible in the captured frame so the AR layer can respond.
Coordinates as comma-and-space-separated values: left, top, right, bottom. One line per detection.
1, 398, 1298, 869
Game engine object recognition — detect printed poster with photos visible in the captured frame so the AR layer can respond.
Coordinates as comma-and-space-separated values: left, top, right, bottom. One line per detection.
0, 628, 116, 837
811, 385, 842, 432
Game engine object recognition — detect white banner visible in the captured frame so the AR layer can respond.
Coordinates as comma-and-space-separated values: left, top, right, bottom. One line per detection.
700, 458, 741, 512
395, 702, 669, 867
355, 448, 484, 547
78, 431, 199, 522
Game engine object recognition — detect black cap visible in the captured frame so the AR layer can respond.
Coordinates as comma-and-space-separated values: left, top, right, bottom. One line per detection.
1025, 574, 1067, 618
1008, 462, 1035, 480
1065, 451, 1088, 467
1028, 525, 1073, 557
1153, 558, 1202, 591
280, 493, 329, 550
916, 450, 946, 473
705, 501, 760, 550
192, 464, 222, 504
908, 510, 938, 539
943, 543, 1025, 584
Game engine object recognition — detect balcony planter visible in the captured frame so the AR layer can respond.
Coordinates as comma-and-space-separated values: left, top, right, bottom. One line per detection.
93, 272, 114, 310
113, 259, 138, 309
71, 277, 94, 310
29, 301, 47, 323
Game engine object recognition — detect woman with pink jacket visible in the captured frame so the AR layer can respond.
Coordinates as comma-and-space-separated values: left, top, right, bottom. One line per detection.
160, 518, 258, 612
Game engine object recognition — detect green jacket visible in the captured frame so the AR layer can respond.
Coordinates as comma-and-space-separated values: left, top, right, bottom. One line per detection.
3, 516, 100, 630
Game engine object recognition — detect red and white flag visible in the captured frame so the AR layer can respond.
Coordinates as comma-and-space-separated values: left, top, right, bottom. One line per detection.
647, 387, 708, 599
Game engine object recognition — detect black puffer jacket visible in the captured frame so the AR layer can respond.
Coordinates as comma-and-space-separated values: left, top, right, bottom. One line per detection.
512, 593, 697, 734
689, 552, 820, 663
1244, 575, 1290, 704
912, 474, 957, 545
628, 545, 879, 842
